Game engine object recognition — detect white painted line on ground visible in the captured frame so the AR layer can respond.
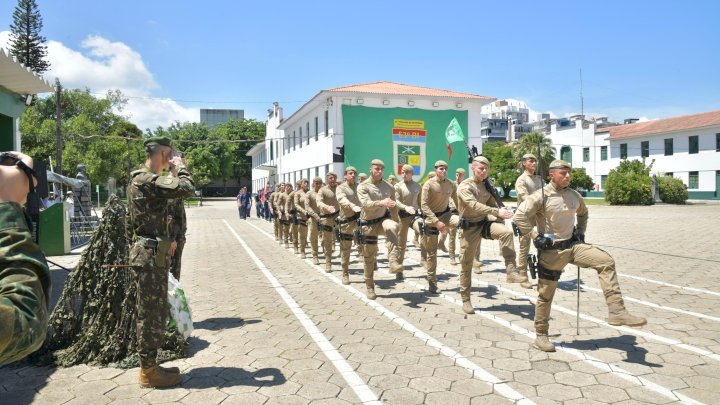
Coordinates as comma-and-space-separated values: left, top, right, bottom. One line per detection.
572, 283, 720, 322
617, 273, 720, 298
241, 219, 534, 405
389, 259, 704, 405
223, 220, 380, 405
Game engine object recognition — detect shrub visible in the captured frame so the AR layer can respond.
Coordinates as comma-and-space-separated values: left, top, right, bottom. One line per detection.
569, 168, 594, 191
605, 159, 654, 205
658, 176, 688, 204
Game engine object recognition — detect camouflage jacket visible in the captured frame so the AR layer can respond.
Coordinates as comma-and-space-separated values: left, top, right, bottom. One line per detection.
0, 202, 51, 366
168, 198, 187, 242
127, 165, 195, 239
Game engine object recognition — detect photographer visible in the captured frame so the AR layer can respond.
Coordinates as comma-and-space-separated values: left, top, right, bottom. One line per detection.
0, 151, 51, 365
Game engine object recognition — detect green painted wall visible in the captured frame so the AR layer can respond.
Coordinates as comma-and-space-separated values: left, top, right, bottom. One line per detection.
342, 105, 469, 182
0, 87, 26, 151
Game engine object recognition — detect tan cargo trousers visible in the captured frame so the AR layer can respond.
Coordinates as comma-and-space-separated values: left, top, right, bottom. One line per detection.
535, 243, 622, 334
459, 222, 517, 301
414, 211, 459, 284
361, 218, 400, 282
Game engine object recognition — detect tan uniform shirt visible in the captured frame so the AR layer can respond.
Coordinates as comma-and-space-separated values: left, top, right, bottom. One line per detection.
304, 189, 321, 219
395, 180, 421, 211
358, 178, 395, 221
285, 191, 296, 214
336, 182, 361, 219
316, 184, 340, 215
514, 182, 588, 242
421, 177, 457, 224
515, 171, 543, 204
457, 178, 501, 222
294, 189, 308, 220
277, 192, 288, 215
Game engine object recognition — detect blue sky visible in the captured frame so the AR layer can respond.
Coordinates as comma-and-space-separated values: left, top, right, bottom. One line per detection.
1, 0, 718, 130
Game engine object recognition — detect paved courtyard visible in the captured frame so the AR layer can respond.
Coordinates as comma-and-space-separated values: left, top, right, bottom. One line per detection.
2, 199, 720, 404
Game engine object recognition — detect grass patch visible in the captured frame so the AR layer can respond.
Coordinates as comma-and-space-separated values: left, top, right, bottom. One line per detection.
583, 198, 609, 206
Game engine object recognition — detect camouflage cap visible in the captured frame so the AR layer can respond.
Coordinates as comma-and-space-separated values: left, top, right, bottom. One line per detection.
522, 153, 537, 161
549, 159, 572, 170
326, 171, 338, 177
370, 159, 385, 168
473, 156, 490, 166
434, 160, 448, 168
455, 168, 466, 174
143, 136, 172, 147
344, 166, 357, 174
401, 164, 414, 173
313, 176, 323, 183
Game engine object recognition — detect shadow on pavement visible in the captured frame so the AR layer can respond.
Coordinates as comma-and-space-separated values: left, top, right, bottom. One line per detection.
184, 366, 286, 389
186, 336, 210, 356
379, 289, 437, 309
560, 335, 662, 368
481, 302, 535, 321
557, 278, 586, 292
193, 317, 261, 331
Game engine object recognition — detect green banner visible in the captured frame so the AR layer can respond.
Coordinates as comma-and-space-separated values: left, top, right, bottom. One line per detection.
342, 105, 468, 182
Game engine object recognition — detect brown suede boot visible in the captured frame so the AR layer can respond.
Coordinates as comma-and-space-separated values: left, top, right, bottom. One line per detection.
608, 302, 647, 326
473, 260, 483, 274
462, 300, 474, 314
342, 269, 350, 285
389, 263, 403, 274
157, 364, 180, 374
533, 334, 556, 352
139, 366, 182, 388
365, 281, 377, 300
312, 256, 320, 265
428, 280, 439, 295
507, 267, 533, 289
449, 255, 457, 265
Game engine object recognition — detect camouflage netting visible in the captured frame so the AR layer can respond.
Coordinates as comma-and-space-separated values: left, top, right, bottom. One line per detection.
31, 195, 186, 368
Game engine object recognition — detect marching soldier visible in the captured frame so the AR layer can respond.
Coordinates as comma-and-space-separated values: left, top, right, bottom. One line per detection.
336, 166, 363, 285
278, 184, 291, 247
514, 153, 543, 286
514, 159, 646, 352
357, 159, 403, 299
286, 181, 299, 252
316, 172, 340, 274
416, 161, 459, 294
440, 167, 466, 265
271, 183, 283, 241
305, 177, 324, 265
413, 171, 436, 267
387, 174, 397, 186
457, 156, 522, 314
358, 172, 368, 183
294, 179, 310, 258
127, 136, 195, 387
394, 164, 421, 279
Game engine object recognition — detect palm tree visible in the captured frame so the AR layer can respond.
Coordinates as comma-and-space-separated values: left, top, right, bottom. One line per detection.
514, 131, 556, 176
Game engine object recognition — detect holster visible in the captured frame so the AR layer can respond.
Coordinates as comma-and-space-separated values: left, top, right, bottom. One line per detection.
511, 222, 520, 237
154, 235, 172, 268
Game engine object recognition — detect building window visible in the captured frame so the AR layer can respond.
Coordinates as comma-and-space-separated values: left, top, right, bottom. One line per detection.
601, 175, 608, 190
641, 141, 649, 158
293, 131, 297, 150
299, 127, 303, 148
560, 146, 572, 163
306, 122, 310, 145
666, 172, 673, 177
664, 138, 673, 156
600, 146, 607, 161
315, 166, 319, 177
620, 143, 627, 159
689, 135, 699, 154
716, 133, 719, 151
324, 110, 329, 136
583, 147, 589, 162
270, 141, 274, 161
315, 117, 319, 141
689, 171, 699, 189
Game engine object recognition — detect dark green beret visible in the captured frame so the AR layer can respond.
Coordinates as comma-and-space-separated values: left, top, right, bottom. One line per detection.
144, 136, 172, 147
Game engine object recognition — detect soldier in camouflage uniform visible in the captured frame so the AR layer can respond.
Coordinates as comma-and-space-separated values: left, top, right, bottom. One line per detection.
0, 151, 51, 366
168, 197, 187, 280
127, 137, 195, 387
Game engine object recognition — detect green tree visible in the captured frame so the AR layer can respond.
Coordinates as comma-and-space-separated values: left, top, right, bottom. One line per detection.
569, 168, 594, 191
19, 87, 144, 189
215, 118, 266, 186
9, 0, 50, 75
605, 159, 654, 205
481, 142, 518, 198
513, 131, 556, 175
658, 175, 688, 204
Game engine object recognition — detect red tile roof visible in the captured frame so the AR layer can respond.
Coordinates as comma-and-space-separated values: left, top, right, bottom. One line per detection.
326, 81, 493, 100
606, 110, 720, 140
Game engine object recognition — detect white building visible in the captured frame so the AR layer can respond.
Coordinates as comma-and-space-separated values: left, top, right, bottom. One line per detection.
248, 81, 495, 191
546, 110, 720, 199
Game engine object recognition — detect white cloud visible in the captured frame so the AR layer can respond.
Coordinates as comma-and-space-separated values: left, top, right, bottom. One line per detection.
1, 31, 197, 131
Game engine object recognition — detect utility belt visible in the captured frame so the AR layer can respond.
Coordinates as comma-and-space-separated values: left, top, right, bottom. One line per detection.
133, 235, 172, 268
318, 223, 334, 232
434, 206, 450, 218
359, 210, 390, 226
355, 231, 378, 245
545, 239, 576, 250
297, 218, 308, 227
320, 211, 339, 219
399, 210, 415, 219
527, 254, 562, 281
458, 218, 493, 239
335, 227, 354, 242
336, 212, 360, 225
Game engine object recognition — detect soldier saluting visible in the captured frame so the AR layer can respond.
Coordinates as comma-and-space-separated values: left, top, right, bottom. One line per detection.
514, 159, 646, 352
127, 136, 195, 387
